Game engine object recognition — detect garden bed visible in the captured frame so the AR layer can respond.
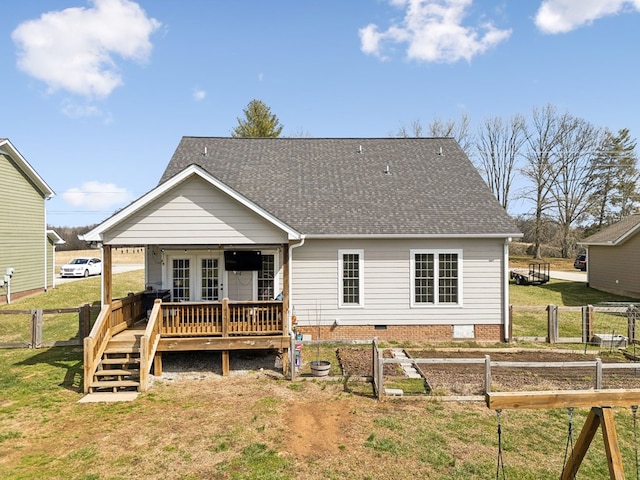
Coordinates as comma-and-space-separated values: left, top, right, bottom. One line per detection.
337, 347, 640, 396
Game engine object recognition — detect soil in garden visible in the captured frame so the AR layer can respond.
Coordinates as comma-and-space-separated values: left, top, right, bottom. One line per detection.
337, 347, 640, 396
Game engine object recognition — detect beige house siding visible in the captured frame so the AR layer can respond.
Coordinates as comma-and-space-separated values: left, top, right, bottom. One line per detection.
290, 238, 505, 328
588, 234, 640, 297
0, 153, 47, 299
102, 176, 288, 245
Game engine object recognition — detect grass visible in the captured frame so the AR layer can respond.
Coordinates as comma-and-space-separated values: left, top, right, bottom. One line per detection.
4, 343, 639, 480
0, 270, 145, 344
510, 278, 640, 340
3, 253, 640, 478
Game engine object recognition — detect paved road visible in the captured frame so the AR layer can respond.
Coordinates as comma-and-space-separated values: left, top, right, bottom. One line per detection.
55, 264, 143, 286
549, 270, 587, 282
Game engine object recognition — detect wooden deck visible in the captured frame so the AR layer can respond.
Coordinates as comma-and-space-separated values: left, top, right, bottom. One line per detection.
84, 295, 290, 394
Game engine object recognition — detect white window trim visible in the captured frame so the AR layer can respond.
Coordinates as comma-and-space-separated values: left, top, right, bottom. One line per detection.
338, 249, 364, 308
410, 249, 463, 308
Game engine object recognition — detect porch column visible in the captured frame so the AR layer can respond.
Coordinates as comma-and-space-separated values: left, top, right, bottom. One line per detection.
282, 244, 289, 327
102, 245, 113, 306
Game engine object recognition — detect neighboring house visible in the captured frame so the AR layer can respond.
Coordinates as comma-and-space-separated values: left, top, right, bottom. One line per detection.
0, 139, 63, 304
83, 137, 521, 344
578, 214, 640, 298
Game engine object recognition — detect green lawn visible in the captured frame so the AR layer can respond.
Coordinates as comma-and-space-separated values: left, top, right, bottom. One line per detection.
0, 270, 145, 345
510, 279, 639, 340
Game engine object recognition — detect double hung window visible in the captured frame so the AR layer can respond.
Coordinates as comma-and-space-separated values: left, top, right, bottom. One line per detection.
339, 249, 364, 307
411, 250, 461, 306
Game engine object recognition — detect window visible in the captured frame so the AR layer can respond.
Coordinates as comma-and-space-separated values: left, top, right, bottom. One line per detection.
411, 250, 461, 306
258, 254, 275, 300
339, 250, 363, 307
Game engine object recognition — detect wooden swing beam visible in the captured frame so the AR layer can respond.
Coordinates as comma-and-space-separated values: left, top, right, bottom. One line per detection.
486, 389, 640, 480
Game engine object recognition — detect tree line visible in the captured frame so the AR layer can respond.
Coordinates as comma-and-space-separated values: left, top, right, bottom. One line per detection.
392, 104, 639, 258
51, 100, 639, 259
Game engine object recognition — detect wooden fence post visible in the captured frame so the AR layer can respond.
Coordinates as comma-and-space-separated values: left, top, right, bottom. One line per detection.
583, 305, 595, 343
30, 309, 43, 349
79, 304, 91, 339
627, 305, 637, 343
484, 355, 492, 394
547, 304, 558, 343
595, 358, 602, 389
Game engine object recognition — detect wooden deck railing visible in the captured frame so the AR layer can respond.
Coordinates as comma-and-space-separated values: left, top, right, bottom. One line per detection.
85, 295, 285, 393
140, 299, 163, 392
83, 292, 146, 393
160, 299, 284, 337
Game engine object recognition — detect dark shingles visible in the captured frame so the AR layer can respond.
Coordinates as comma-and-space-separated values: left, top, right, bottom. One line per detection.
160, 137, 520, 236
580, 215, 640, 245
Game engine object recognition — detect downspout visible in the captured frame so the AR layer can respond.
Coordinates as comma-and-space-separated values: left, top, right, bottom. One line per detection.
503, 237, 511, 342
288, 235, 306, 378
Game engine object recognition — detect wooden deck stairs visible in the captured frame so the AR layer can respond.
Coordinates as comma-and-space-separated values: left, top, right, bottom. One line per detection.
88, 323, 145, 393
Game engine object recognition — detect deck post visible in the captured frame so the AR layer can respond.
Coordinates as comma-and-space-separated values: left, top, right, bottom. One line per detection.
153, 352, 162, 376
221, 350, 230, 376
222, 298, 229, 337
102, 245, 113, 306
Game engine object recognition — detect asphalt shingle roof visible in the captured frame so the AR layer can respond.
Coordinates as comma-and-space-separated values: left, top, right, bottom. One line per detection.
160, 137, 520, 237
580, 214, 640, 245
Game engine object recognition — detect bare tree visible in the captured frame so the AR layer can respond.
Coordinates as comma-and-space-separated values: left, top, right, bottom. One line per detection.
390, 114, 474, 160
428, 113, 473, 154
549, 116, 603, 257
475, 114, 527, 211
521, 104, 564, 259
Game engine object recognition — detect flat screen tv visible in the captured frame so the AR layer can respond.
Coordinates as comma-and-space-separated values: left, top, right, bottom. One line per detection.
224, 250, 263, 271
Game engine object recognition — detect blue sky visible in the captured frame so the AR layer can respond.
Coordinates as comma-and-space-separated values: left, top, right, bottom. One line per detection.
2, 0, 639, 228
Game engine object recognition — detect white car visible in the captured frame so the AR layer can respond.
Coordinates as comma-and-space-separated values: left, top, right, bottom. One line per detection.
60, 257, 102, 278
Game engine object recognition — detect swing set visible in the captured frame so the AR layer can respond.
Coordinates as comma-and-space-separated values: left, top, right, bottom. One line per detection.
486, 388, 640, 479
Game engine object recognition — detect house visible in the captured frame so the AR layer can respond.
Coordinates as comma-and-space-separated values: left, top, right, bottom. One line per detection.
578, 214, 640, 298
0, 139, 63, 304
81, 137, 520, 391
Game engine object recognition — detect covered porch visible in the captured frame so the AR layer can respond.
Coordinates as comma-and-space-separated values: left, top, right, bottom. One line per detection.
83, 244, 293, 394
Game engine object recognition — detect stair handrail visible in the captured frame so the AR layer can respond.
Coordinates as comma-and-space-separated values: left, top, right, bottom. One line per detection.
139, 299, 163, 392
83, 303, 113, 394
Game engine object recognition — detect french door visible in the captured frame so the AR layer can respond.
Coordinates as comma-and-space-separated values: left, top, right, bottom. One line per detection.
170, 256, 221, 302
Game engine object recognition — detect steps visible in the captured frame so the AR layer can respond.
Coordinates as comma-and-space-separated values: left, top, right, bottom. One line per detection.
89, 346, 141, 394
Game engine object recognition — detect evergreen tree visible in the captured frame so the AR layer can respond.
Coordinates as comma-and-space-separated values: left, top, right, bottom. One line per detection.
588, 128, 639, 228
231, 99, 284, 138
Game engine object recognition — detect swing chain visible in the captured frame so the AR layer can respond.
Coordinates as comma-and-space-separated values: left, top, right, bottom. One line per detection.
632, 405, 639, 480
496, 409, 506, 480
561, 407, 576, 480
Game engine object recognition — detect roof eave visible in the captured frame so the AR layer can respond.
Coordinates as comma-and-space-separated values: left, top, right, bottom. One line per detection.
303, 232, 524, 240
81, 164, 302, 243
0, 139, 55, 199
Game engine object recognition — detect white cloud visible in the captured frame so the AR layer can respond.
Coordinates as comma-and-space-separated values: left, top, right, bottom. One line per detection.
63, 181, 134, 210
535, 0, 640, 34
192, 88, 206, 101
12, 0, 161, 98
359, 0, 511, 63
61, 100, 103, 119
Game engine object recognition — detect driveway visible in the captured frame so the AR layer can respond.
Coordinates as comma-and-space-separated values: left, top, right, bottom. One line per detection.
55, 264, 143, 286
549, 270, 587, 282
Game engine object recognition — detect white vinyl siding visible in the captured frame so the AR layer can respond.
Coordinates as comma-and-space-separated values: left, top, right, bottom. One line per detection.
102, 176, 288, 245
338, 249, 364, 308
410, 249, 462, 307
291, 238, 503, 327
